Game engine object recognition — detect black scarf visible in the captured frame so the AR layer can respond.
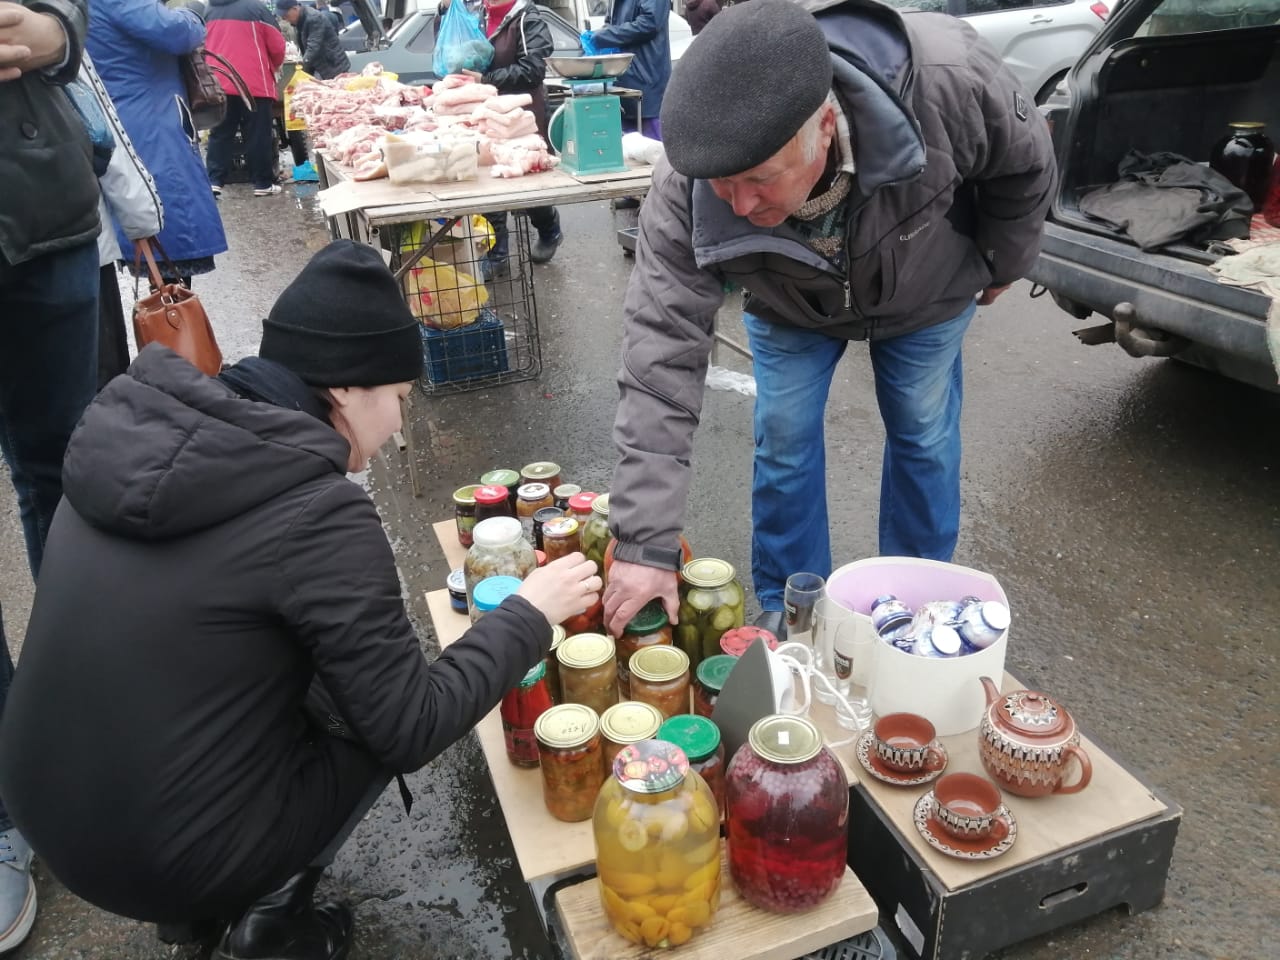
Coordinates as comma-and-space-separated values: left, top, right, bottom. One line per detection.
217, 356, 331, 423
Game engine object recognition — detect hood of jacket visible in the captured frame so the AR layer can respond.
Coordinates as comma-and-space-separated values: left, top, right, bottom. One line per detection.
63, 346, 350, 542
490, 0, 535, 37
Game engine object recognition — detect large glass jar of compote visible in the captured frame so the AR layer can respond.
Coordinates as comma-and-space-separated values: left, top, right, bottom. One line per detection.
676, 559, 745, 671
463, 517, 536, 614
592, 739, 722, 949
725, 715, 848, 914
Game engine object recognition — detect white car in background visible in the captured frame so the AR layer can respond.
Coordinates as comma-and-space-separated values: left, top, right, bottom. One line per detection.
880, 0, 1113, 104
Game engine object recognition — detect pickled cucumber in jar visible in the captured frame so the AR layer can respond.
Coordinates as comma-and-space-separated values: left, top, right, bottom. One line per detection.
581, 494, 613, 579
677, 559, 745, 671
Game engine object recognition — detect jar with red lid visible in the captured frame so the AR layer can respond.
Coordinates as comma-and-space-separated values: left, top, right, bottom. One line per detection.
534, 703, 604, 822
615, 601, 673, 700
629, 645, 691, 720
501, 661, 554, 767
599, 700, 664, 770
473, 484, 512, 525
557, 633, 619, 716
542, 516, 582, 563
718, 625, 779, 659
453, 484, 480, 547
566, 491, 599, 527
516, 483, 554, 543
658, 714, 726, 821
693, 654, 736, 718
726, 715, 848, 913
480, 469, 521, 515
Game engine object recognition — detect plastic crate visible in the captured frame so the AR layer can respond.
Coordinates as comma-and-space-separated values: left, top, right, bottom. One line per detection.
420, 308, 509, 384
801, 926, 897, 960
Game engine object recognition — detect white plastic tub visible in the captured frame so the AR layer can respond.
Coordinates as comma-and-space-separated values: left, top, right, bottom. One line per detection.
825, 557, 1009, 736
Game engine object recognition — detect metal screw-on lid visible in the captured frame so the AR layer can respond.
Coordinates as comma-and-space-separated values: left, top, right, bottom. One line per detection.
474, 484, 509, 506
521, 462, 561, 483
748, 714, 823, 765
549, 624, 567, 650
657, 714, 721, 763
473, 576, 522, 612
557, 633, 616, 670
629, 645, 690, 683
533, 506, 565, 525
590, 493, 611, 516
480, 469, 520, 489
534, 703, 599, 749
471, 516, 523, 547
612, 739, 689, 794
624, 600, 669, 636
695, 654, 736, 693
553, 483, 582, 501
452, 484, 480, 505
681, 558, 735, 589
517, 483, 551, 502
600, 701, 664, 745
517, 660, 547, 687
542, 517, 580, 539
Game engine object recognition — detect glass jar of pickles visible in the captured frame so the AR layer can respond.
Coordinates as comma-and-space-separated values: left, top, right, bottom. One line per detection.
726, 715, 849, 913
616, 601, 674, 700
521, 461, 562, 492
542, 516, 582, 563
553, 483, 582, 511
600, 701, 664, 770
657, 714, 726, 821
470, 575, 522, 623
592, 740, 722, 948
501, 661, 554, 768
581, 493, 613, 578
557, 633, 619, 716
516, 483, 554, 543
629, 646, 691, 720
534, 703, 604, 822
693, 655, 736, 719
464, 517, 537, 612
480, 469, 521, 515
453, 484, 480, 547
543, 625, 567, 703
677, 559, 745, 671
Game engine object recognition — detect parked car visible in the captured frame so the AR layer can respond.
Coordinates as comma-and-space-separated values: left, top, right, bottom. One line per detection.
880, 0, 1113, 104
1028, 0, 1280, 391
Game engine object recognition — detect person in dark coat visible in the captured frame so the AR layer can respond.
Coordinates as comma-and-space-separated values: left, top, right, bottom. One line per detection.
584, 0, 671, 140
0, 241, 602, 960
682, 0, 723, 35
277, 0, 350, 80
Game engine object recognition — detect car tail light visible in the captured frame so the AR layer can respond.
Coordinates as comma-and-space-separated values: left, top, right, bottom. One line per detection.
1090, 1, 1109, 20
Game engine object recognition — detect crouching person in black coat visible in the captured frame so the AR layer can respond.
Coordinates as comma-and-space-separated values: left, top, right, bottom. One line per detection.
0, 240, 601, 960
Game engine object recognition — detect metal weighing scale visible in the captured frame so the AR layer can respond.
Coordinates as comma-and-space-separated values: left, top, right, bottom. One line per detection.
546, 55, 633, 176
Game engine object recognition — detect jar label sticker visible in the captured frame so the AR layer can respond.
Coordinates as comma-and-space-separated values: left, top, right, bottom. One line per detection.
834, 650, 852, 681
777, 731, 790, 746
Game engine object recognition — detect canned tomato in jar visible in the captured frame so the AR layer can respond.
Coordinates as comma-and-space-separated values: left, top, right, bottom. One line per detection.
629, 645, 692, 720
616, 601, 673, 699
534, 703, 603, 822
501, 661, 553, 768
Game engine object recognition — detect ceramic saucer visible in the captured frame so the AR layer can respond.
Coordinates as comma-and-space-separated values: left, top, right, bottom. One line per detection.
855, 730, 948, 787
912, 791, 1018, 861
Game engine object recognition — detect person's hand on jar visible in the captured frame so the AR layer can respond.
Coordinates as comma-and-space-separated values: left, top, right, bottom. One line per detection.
0, 3, 68, 82
517, 553, 602, 627
604, 560, 679, 637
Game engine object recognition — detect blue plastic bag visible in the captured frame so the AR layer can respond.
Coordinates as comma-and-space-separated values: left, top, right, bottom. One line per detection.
433, 2, 494, 77
64, 76, 115, 177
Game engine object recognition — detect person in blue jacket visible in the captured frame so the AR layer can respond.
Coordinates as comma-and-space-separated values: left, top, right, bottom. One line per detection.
88, 0, 228, 284
583, 0, 671, 141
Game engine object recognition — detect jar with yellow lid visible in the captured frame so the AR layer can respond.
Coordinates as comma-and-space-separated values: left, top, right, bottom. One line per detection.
616, 601, 673, 700
541, 516, 582, 563
592, 739, 722, 948
600, 701, 664, 770
543, 625, 568, 703
521, 461, 562, 491
452, 484, 480, 547
534, 703, 604, 822
557, 633, 619, 716
676, 559, 745, 670
581, 493, 613, 579
629, 645, 691, 720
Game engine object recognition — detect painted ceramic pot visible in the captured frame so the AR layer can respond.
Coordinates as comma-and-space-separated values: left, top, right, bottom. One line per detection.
977, 677, 1093, 798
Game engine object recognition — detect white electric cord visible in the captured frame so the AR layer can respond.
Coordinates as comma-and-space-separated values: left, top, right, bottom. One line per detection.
771, 641, 872, 747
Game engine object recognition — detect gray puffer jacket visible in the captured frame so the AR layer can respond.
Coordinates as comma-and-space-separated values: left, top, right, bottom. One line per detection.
609, 0, 1056, 565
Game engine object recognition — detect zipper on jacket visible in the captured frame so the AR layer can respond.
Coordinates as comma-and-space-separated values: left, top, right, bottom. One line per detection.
843, 280, 851, 310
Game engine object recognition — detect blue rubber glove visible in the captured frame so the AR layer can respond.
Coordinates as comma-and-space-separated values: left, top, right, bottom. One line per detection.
580, 30, 597, 55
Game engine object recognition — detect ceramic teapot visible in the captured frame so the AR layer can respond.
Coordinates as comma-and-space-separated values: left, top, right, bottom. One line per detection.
977, 677, 1092, 798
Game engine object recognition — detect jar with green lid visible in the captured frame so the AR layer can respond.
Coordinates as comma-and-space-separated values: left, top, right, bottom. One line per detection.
629, 645, 691, 720
677, 559, 745, 671
616, 601, 673, 699
480, 469, 521, 515
657, 714, 726, 821
534, 703, 604, 822
464, 517, 536, 613
544, 625, 568, 702
693, 654, 736, 719
581, 493, 613, 578
553, 483, 582, 511
557, 633, 619, 716
599, 700, 664, 770
521, 461, 562, 491
542, 516, 582, 563
453, 484, 480, 547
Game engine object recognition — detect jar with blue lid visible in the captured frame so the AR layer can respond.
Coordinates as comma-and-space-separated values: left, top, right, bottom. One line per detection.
471, 575, 523, 623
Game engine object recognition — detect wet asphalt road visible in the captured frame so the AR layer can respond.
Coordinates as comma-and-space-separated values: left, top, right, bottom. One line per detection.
0, 179, 1276, 960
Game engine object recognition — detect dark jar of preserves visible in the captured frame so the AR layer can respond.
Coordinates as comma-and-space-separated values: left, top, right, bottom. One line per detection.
501, 661, 554, 767
657, 714, 726, 822
473, 484, 512, 525
480, 469, 521, 515
693, 654, 737, 718
553, 483, 582, 511
446, 568, 468, 615
534, 703, 604, 822
616, 601, 674, 700
1210, 121, 1275, 210
532, 506, 565, 550
517, 483, 555, 543
542, 516, 583, 562
629, 645, 691, 720
599, 700, 664, 771
453, 484, 480, 547
521, 461, 562, 492
726, 715, 849, 914
557, 633, 619, 716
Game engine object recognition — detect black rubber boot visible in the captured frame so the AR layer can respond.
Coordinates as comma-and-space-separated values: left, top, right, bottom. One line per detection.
480, 225, 510, 281
217, 868, 353, 960
529, 210, 563, 264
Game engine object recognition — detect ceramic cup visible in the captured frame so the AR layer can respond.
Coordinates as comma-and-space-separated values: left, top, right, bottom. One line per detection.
873, 713, 947, 773
931, 772, 1008, 842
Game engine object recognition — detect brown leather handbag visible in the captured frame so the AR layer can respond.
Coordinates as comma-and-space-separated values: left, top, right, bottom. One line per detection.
132, 238, 224, 376
181, 47, 255, 131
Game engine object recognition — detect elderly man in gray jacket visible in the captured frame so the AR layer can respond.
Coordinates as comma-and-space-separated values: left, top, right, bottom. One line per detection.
602, 0, 1055, 638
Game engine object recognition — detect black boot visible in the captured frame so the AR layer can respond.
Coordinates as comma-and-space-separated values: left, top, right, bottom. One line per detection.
480, 226, 510, 281
217, 868, 352, 960
530, 212, 563, 264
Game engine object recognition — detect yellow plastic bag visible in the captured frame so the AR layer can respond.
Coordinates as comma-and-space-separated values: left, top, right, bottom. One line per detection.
404, 255, 488, 330
283, 67, 315, 132
341, 72, 398, 90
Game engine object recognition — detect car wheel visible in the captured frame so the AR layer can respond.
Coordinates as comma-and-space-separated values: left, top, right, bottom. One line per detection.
1035, 70, 1068, 107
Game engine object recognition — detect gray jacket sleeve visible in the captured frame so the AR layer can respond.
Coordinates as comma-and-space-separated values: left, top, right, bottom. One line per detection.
951, 31, 1057, 286
609, 158, 726, 567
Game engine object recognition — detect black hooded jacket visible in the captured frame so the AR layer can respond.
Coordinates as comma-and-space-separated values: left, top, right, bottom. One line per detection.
0, 346, 550, 921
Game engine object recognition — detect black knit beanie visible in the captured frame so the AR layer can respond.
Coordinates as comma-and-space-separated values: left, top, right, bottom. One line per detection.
661, 0, 833, 180
261, 240, 423, 387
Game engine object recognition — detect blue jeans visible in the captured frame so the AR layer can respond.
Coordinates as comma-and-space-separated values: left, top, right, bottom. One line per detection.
0, 239, 100, 830
743, 302, 975, 609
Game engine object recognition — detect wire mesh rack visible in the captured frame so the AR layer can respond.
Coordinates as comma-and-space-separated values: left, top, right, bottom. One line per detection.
390, 214, 542, 396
